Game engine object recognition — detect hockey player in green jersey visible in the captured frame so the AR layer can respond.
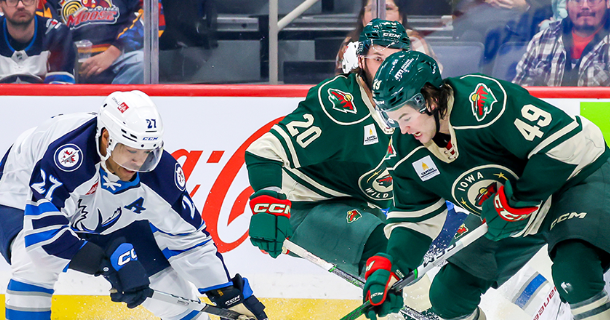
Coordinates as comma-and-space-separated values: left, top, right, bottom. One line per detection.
362, 50, 610, 320
244, 19, 411, 278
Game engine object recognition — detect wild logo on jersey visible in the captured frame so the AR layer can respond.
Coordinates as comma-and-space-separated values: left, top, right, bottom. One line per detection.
346, 209, 362, 223
59, 0, 120, 29
328, 89, 357, 114
358, 160, 393, 201
451, 165, 518, 215
469, 83, 497, 121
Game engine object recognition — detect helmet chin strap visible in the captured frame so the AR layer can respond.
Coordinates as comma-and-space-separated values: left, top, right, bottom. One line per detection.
95, 129, 113, 174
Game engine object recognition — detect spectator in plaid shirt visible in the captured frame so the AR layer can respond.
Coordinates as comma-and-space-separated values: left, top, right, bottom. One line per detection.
513, 0, 610, 86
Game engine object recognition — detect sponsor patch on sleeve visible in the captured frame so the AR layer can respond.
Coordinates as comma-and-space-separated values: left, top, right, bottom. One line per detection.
412, 155, 440, 181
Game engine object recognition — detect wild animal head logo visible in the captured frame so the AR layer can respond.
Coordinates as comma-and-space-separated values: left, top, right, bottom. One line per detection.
328, 89, 357, 114
347, 209, 362, 223
469, 84, 497, 122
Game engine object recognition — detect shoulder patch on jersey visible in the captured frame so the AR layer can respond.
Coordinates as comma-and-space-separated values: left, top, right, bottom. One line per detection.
346, 209, 362, 223
469, 83, 497, 122
384, 137, 396, 160
175, 163, 186, 191
54, 144, 83, 172
328, 88, 357, 114
412, 155, 440, 181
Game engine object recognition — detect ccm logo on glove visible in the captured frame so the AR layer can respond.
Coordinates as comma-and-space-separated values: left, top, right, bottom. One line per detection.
493, 186, 536, 222
111, 243, 138, 270
252, 203, 290, 215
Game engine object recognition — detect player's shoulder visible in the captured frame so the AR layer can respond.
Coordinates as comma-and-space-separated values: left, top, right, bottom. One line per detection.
446, 74, 521, 129
37, 115, 99, 189
302, 73, 372, 125
139, 151, 186, 203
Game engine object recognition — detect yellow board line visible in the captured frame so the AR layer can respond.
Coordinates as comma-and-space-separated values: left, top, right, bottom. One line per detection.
0, 295, 361, 320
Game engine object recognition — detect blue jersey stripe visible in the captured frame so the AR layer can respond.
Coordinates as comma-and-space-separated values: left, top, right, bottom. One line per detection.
161, 239, 212, 259
31, 215, 69, 230
7, 279, 54, 294
6, 308, 52, 319
24, 227, 65, 247
514, 273, 547, 308
24, 202, 58, 216
181, 310, 201, 320
198, 280, 232, 294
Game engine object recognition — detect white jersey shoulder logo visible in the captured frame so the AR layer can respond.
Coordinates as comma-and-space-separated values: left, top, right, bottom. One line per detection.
175, 163, 186, 191
364, 124, 379, 145
412, 155, 440, 181
54, 144, 83, 172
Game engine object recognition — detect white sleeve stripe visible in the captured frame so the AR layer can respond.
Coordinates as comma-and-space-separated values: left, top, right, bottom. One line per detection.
528, 118, 579, 159
271, 125, 301, 168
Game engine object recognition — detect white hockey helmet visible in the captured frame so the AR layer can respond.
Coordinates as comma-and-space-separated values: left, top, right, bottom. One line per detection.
96, 90, 164, 172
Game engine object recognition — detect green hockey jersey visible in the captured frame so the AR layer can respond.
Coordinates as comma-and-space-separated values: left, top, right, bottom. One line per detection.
386, 74, 609, 240
246, 73, 395, 209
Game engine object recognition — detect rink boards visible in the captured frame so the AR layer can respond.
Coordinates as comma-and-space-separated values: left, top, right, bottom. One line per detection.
0, 84, 607, 319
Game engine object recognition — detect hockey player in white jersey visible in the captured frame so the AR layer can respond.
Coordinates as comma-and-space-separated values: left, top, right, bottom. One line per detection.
0, 91, 268, 320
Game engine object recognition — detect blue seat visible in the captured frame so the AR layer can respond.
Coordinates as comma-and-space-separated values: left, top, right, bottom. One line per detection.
428, 41, 485, 78
491, 42, 529, 82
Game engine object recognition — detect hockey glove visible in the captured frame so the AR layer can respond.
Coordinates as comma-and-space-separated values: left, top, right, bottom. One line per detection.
70, 238, 152, 309
481, 180, 540, 241
249, 189, 292, 258
206, 274, 268, 320
363, 253, 404, 320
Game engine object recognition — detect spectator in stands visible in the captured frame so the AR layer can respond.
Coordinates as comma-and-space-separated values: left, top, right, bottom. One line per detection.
37, 0, 147, 84
513, 0, 610, 86
452, 0, 553, 71
335, 0, 442, 74
0, 0, 75, 83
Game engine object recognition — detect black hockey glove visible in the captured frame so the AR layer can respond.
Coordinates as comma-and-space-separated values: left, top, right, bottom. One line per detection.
206, 274, 268, 320
69, 238, 152, 309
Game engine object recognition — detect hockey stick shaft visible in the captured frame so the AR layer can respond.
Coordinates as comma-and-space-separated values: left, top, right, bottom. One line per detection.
283, 239, 429, 320
283, 239, 366, 288
339, 223, 489, 320
148, 289, 247, 320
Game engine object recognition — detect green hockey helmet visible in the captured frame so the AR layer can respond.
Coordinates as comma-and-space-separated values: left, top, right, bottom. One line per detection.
371, 51, 443, 127
357, 19, 411, 56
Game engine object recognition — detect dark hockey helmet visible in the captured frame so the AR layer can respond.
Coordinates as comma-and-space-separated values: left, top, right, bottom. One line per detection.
357, 19, 411, 56
371, 51, 443, 127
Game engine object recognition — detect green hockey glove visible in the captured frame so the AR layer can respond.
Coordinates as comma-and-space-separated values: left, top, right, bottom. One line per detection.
363, 253, 404, 320
248, 189, 292, 258
481, 180, 540, 241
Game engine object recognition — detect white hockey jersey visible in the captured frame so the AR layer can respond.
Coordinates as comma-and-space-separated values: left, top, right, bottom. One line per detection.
0, 113, 231, 291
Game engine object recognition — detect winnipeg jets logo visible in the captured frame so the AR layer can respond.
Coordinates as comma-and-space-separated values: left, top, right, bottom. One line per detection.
54, 144, 83, 172
175, 163, 186, 191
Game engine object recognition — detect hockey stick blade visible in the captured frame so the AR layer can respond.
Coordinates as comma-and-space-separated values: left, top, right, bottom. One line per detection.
339, 223, 489, 320
283, 239, 430, 319
149, 289, 251, 320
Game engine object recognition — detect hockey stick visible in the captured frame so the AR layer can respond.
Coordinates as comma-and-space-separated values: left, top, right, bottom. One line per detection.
339, 223, 489, 320
282, 239, 430, 320
148, 289, 253, 320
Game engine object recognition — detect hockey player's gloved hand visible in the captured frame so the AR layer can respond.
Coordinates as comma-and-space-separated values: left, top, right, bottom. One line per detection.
206, 274, 268, 320
101, 239, 152, 308
481, 181, 540, 241
249, 189, 292, 258
363, 253, 404, 320
68, 238, 152, 309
